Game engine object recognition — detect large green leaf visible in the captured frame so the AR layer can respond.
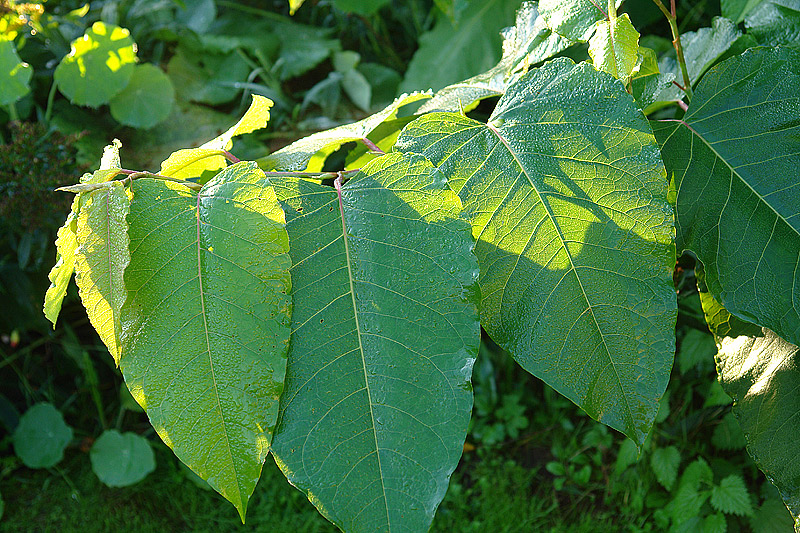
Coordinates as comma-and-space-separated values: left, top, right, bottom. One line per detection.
119, 161, 292, 520
396, 58, 676, 445
716, 326, 800, 523
54, 22, 137, 108
74, 182, 130, 365
399, 0, 521, 94
260, 92, 430, 172
269, 152, 480, 532
746, 0, 800, 47
419, 1, 572, 113
0, 40, 31, 106
653, 46, 800, 347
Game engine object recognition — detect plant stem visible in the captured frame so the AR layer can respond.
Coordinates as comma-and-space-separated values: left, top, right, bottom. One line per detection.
7, 103, 18, 121
119, 170, 203, 191
360, 137, 384, 154
651, 0, 693, 101
44, 79, 58, 125
607, 0, 617, 21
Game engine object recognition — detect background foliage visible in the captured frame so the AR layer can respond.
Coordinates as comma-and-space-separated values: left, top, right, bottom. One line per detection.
1, 0, 797, 531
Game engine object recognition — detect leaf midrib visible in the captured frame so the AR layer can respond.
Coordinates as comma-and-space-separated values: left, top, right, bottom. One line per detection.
485, 121, 635, 431
662, 118, 800, 237
335, 181, 391, 529
195, 191, 242, 510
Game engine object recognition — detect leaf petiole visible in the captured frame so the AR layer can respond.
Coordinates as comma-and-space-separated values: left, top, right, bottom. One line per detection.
651, 0, 693, 101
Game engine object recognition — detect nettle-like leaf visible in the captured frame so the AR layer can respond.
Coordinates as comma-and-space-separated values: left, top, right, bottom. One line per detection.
397, 57, 676, 445
159, 95, 273, 183
654, 46, 800, 347
119, 161, 292, 520
261, 92, 430, 172
420, 0, 572, 114
269, 152, 480, 532
711, 474, 754, 516
54, 22, 137, 108
651, 445, 681, 491
587, 13, 640, 84
74, 182, 130, 365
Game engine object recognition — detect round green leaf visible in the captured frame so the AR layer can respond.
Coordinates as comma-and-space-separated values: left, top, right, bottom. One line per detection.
12, 403, 73, 468
0, 40, 32, 106
90, 430, 155, 487
109, 64, 175, 129
54, 22, 137, 107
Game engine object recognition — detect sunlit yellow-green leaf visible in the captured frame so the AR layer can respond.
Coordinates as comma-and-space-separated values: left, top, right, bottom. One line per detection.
588, 14, 640, 83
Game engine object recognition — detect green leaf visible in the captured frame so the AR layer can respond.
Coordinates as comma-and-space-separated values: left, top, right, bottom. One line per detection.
0, 40, 31, 106
678, 329, 717, 374
118, 161, 292, 520
722, 0, 766, 22
711, 475, 754, 516
716, 326, 800, 522
653, 47, 800, 347
109, 64, 175, 129
702, 513, 728, 533
90, 430, 156, 487
712, 412, 747, 450
43, 197, 81, 328
269, 152, 480, 532
176, 0, 216, 33
159, 95, 273, 182
273, 22, 341, 81
746, 0, 800, 47
12, 403, 73, 468
396, 58, 676, 446
73, 182, 130, 366
588, 14, 640, 84
651, 445, 681, 490
399, 0, 522, 94
751, 498, 795, 533
332, 0, 390, 15
614, 438, 640, 476
539, 0, 621, 42
166, 47, 250, 105
54, 22, 137, 108
261, 92, 430, 172
645, 17, 741, 111
697, 265, 763, 339
341, 69, 372, 112
419, 1, 572, 113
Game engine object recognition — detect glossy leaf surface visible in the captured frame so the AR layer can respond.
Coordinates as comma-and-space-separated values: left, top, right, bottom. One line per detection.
270, 152, 480, 532
119, 162, 292, 520
540, 0, 620, 42
397, 58, 676, 445
54, 22, 137, 107
74, 182, 130, 365
654, 46, 800, 346
746, 0, 800, 47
